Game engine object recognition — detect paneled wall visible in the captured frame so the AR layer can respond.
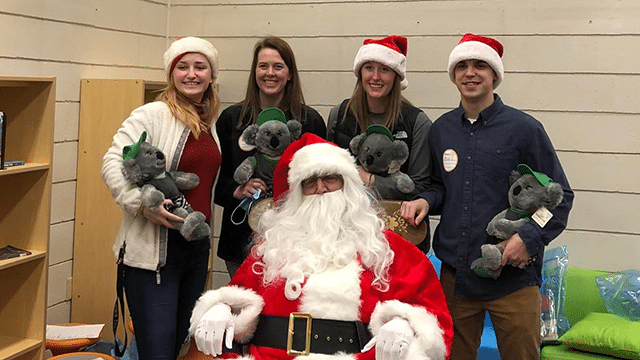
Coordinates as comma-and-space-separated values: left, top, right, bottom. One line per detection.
0, 0, 638, 325
170, 0, 640, 278
0, 0, 168, 324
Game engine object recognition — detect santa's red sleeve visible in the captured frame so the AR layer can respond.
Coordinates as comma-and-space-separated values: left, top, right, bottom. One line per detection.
363, 230, 453, 360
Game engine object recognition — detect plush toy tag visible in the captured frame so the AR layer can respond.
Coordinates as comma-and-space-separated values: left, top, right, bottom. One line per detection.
532, 207, 553, 227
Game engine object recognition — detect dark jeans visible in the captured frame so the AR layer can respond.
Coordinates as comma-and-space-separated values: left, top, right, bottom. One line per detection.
124, 229, 210, 360
225, 260, 241, 279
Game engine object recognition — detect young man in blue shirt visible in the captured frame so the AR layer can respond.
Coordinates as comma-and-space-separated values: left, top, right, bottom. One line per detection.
401, 34, 573, 360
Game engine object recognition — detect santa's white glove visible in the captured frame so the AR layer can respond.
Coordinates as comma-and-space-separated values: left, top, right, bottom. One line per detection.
193, 303, 235, 356
362, 317, 414, 360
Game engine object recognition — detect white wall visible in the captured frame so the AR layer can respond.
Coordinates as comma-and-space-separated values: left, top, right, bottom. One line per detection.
171, 0, 640, 275
0, 0, 168, 324
0, 0, 638, 324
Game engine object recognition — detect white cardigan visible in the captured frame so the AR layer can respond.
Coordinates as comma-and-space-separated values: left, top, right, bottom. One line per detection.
102, 101, 220, 271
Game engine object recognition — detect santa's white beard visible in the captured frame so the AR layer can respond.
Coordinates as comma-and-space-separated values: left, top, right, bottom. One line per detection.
254, 189, 392, 300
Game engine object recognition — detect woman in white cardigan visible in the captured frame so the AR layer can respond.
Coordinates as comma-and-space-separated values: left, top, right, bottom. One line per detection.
101, 37, 222, 360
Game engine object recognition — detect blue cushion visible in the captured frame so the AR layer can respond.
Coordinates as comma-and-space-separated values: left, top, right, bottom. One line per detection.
427, 251, 441, 277
479, 313, 499, 360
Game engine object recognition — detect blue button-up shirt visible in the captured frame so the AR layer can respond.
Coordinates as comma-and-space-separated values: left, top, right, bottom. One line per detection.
420, 95, 574, 300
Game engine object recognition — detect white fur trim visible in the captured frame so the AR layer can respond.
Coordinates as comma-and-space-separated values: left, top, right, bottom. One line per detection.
370, 300, 447, 360
189, 285, 264, 344
300, 261, 363, 320
353, 43, 407, 82
288, 143, 360, 188
163, 36, 219, 79
400, 77, 409, 90
448, 40, 504, 88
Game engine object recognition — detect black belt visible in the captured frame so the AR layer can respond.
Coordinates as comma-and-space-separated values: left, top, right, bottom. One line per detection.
251, 313, 372, 356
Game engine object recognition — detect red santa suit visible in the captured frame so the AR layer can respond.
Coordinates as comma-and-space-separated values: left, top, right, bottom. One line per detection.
190, 228, 452, 360
189, 133, 452, 359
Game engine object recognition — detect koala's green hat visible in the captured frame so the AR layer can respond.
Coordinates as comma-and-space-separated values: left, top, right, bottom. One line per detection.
257, 108, 287, 127
517, 164, 553, 187
366, 124, 394, 142
123, 131, 147, 160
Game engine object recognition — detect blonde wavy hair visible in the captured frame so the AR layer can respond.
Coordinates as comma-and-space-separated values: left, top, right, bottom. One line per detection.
157, 81, 220, 139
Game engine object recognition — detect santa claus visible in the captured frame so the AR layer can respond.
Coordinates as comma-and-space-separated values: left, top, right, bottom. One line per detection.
189, 133, 453, 360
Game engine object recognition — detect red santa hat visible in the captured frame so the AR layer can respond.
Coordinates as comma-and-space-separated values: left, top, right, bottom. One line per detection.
448, 33, 504, 88
163, 36, 219, 80
273, 133, 360, 202
353, 35, 409, 90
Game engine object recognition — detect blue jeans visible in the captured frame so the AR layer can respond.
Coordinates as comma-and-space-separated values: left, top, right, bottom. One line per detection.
124, 229, 210, 360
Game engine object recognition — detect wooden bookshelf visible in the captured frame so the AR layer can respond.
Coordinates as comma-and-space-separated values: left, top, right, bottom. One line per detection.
0, 251, 46, 271
0, 76, 55, 360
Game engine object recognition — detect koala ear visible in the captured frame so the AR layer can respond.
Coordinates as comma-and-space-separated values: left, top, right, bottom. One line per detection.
122, 159, 143, 186
287, 120, 303, 140
508, 170, 521, 185
387, 140, 409, 174
242, 124, 260, 146
543, 182, 564, 210
349, 133, 367, 155
391, 140, 409, 163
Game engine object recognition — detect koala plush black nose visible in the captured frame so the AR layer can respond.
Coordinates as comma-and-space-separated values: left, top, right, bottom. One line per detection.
513, 185, 522, 196
156, 152, 164, 160
270, 136, 279, 148
366, 155, 375, 166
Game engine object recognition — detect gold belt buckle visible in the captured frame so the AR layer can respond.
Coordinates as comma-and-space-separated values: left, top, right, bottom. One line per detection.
287, 312, 312, 356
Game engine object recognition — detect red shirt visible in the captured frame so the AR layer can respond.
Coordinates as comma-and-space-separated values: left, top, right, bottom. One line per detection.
178, 131, 221, 220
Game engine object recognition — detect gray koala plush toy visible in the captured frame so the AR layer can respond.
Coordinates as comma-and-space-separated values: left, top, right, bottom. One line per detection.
471, 164, 563, 279
234, 108, 302, 195
349, 124, 414, 194
122, 131, 210, 241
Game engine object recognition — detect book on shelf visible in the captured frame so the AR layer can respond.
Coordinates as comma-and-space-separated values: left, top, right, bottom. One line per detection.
0, 111, 24, 169
3, 160, 25, 167
0, 245, 32, 260
0, 110, 5, 169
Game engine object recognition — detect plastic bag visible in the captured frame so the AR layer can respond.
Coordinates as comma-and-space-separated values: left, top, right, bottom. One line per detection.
595, 269, 640, 321
540, 246, 570, 341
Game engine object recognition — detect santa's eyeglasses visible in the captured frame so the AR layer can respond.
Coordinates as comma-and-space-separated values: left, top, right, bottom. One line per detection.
301, 174, 344, 190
